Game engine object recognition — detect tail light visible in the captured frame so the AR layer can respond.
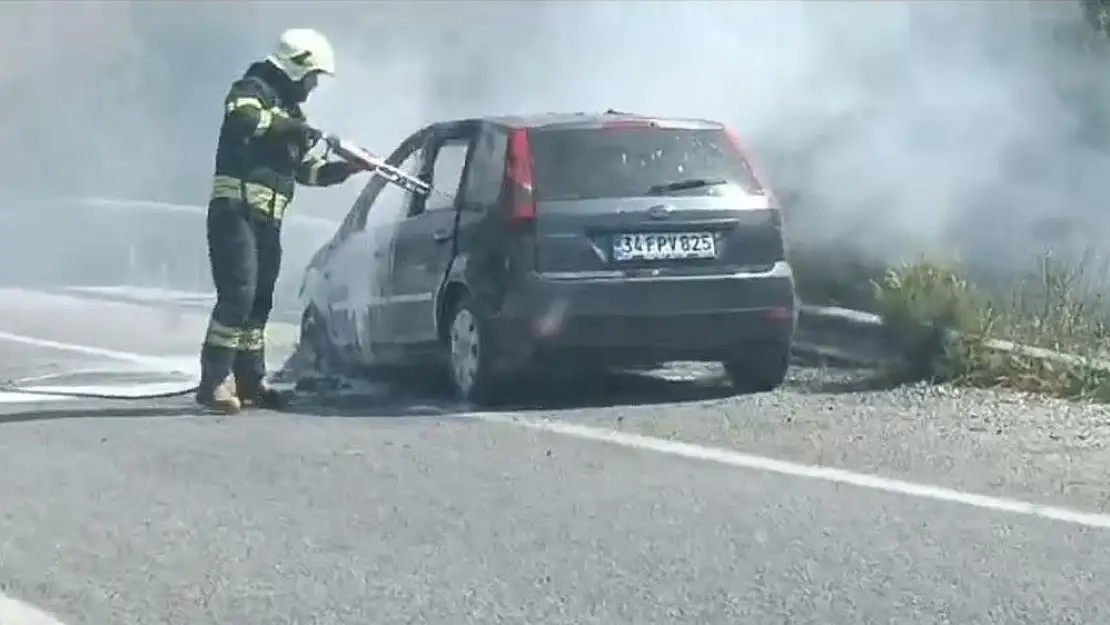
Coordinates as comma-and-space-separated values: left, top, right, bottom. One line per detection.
724, 127, 767, 189
506, 128, 536, 224
725, 127, 781, 228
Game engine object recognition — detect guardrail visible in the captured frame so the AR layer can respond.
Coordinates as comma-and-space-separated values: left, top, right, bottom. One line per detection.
798, 304, 1110, 374
793, 306, 893, 367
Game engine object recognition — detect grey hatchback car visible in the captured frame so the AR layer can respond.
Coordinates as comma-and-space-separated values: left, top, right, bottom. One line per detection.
298, 111, 797, 404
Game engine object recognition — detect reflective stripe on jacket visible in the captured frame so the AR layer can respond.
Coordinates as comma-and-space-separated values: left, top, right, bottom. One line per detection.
210, 61, 353, 223
210, 175, 291, 220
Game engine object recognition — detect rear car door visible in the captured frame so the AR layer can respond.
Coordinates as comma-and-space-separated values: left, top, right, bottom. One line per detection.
526, 122, 781, 279
387, 122, 477, 348
323, 138, 425, 365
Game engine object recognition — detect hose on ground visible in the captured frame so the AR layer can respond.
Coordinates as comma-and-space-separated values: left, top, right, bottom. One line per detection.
0, 383, 200, 400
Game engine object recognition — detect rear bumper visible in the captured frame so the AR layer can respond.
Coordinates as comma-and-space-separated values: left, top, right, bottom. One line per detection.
490, 261, 797, 365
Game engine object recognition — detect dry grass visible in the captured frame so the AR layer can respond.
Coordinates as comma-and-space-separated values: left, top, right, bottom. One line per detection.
795, 248, 1110, 401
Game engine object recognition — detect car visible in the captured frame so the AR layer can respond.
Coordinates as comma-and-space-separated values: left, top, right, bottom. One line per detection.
297, 110, 797, 404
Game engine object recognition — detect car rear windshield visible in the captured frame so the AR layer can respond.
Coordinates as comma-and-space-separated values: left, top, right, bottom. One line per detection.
528, 127, 763, 202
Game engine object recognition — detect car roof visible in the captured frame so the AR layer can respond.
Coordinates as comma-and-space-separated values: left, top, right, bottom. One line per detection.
433, 111, 726, 133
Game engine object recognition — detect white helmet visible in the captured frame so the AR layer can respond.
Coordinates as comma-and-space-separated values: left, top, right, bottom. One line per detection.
267, 28, 336, 82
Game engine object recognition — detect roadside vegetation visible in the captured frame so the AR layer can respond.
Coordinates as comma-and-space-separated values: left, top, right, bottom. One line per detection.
792, 247, 1110, 402
782, 0, 1110, 401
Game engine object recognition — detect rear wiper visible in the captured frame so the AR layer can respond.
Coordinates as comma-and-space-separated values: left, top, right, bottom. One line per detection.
647, 178, 729, 194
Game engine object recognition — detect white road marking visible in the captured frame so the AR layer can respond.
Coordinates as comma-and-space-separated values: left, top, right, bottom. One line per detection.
5, 331, 1110, 530
0, 593, 69, 625
0, 331, 198, 403
474, 413, 1110, 530
8, 368, 154, 386
0, 331, 196, 373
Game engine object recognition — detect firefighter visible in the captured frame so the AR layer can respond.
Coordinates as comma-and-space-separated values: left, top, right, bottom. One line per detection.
198, 28, 366, 414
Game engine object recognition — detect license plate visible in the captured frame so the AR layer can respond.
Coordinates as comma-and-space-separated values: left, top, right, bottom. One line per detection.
612, 232, 717, 261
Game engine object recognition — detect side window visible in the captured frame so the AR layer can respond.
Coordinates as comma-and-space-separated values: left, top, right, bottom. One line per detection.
364, 149, 424, 228
462, 127, 508, 207
423, 139, 471, 213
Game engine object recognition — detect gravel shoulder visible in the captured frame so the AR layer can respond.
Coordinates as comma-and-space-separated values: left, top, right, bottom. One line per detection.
537, 365, 1110, 513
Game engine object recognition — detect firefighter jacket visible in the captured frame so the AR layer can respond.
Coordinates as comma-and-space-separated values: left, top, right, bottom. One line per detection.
210, 61, 350, 222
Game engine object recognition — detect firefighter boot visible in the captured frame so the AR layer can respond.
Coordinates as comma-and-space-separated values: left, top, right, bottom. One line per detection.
196, 346, 242, 414
238, 377, 286, 409
211, 374, 243, 414
235, 346, 284, 409
195, 372, 242, 415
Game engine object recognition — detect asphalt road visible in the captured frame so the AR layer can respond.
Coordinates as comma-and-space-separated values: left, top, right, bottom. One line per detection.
2, 288, 1110, 624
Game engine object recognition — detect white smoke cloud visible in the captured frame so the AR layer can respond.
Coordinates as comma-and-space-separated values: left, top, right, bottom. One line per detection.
0, 0, 1106, 295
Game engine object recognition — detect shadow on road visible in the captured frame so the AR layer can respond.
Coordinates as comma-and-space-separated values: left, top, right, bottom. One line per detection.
0, 403, 205, 424
285, 366, 739, 418
0, 368, 737, 424
0, 364, 896, 424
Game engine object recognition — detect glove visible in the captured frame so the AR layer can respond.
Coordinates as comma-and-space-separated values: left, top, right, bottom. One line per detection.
343, 157, 374, 174
273, 116, 323, 151
293, 120, 323, 151
314, 160, 364, 186
331, 161, 362, 184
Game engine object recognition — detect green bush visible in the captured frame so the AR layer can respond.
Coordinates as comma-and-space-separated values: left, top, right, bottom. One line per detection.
860, 255, 1110, 401
870, 258, 989, 383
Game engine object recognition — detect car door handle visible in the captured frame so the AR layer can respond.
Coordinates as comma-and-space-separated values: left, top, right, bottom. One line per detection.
432, 230, 451, 243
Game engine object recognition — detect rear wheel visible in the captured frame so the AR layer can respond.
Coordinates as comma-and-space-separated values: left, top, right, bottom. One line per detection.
723, 342, 791, 394
444, 294, 504, 404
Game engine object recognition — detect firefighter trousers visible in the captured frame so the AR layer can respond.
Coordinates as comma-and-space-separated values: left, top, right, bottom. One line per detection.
198, 198, 283, 402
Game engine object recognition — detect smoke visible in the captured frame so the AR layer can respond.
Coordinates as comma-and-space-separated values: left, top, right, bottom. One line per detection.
0, 1, 1106, 300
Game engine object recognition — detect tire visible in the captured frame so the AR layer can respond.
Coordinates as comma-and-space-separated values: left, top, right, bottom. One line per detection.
443, 294, 503, 404
723, 342, 791, 394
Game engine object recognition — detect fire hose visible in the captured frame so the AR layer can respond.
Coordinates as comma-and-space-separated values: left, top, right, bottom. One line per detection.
0, 384, 201, 400
324, 135, 457, 204
0, 135, 446, 403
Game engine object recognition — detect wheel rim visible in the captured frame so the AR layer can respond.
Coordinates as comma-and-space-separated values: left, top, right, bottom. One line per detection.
449, 309, 480, 395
